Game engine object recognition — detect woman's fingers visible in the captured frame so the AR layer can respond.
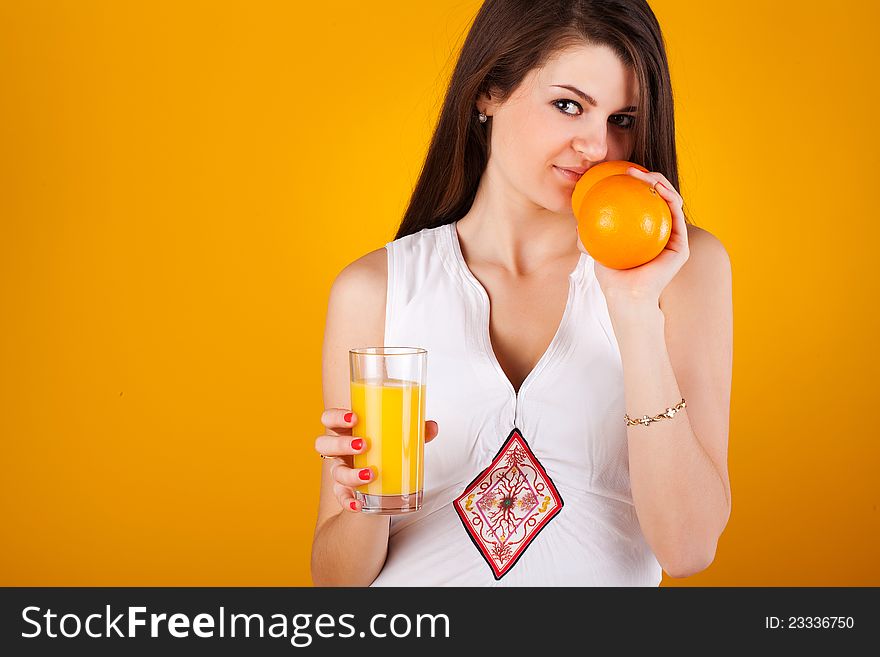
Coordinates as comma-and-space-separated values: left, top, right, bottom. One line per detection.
315, 434, 367, 457
332, 482, 361, 513
319, 408, 367, 512
331, 464, 373, 512
627, 167, 683, 205
320, 408, 357, 434
320, 412, 438, 513
330, 461, 374, 489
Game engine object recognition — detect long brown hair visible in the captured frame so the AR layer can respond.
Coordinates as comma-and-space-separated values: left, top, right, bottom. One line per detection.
394, 0, 694, 241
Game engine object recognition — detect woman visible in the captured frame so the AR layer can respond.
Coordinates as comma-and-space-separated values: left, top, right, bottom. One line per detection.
311, 0, 732, 586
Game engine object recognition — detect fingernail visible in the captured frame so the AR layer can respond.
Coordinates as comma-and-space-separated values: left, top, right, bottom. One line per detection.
344, 412, 353, 423
657, 182, 669, 191
351, 438, 364, 451
358, 468, 372, 481
349, 501, 358, 511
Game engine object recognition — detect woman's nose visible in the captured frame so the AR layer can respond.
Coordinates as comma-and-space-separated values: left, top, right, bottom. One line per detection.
572, 123, 610, 161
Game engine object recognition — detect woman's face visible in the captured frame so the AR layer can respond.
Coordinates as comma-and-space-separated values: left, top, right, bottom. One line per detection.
481, 43, 640, 217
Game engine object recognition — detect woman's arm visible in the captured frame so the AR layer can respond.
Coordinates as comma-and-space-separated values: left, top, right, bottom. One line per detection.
607, 227, 733, 578
311, 248, 391, 586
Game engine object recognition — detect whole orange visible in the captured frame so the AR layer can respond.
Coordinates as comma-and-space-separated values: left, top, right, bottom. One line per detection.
571, 159, 649, 218
576, 174, 672, 270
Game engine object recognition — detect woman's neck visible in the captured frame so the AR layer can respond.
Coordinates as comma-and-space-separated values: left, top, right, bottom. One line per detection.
455, 207, 579, 278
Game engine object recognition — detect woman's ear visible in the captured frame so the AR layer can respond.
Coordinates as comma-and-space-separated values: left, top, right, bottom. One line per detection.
476, 87, 502, 118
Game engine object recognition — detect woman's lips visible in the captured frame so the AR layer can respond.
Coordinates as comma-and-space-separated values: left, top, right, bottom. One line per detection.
554, 165, 584, 183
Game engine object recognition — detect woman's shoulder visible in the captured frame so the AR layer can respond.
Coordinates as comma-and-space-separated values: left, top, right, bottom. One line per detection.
330, 223, 449, 302
331, 247, 388, 302
685, 223, 727, 254
325, 248, 388, 349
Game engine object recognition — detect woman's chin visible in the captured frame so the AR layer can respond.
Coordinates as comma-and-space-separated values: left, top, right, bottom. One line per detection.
553, 191, 576, 215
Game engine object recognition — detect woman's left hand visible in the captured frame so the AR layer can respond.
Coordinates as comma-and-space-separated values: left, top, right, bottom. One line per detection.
578, 167, 690, 308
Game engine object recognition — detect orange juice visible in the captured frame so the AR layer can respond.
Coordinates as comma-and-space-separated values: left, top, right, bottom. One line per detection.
351, 378, 425, 506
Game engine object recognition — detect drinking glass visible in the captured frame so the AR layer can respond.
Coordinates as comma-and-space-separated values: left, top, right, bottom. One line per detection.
349, 347, 427, 514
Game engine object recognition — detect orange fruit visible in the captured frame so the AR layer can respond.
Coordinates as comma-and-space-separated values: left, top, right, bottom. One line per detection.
576, 173, 672, 270
571, 160, 649, 219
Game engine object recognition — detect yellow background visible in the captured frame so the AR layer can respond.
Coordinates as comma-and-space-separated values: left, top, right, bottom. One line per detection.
1, 0, 877, 586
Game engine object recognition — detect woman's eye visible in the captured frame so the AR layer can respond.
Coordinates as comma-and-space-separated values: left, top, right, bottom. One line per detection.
553, 99, 636, 130
553, 99, 581, 116
610, 114, 636, 130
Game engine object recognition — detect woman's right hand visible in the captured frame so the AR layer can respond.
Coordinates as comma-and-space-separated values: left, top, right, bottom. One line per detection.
316, 409, 440, 513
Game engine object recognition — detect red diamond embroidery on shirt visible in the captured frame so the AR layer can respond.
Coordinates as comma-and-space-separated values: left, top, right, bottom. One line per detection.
453, 427, 563, 580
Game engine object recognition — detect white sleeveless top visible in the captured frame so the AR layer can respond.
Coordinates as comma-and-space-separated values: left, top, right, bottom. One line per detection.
370, 221, 662, 587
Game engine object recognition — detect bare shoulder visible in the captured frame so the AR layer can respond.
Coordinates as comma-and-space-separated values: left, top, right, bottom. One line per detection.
661, 223, 731, 309
336, 247, 388, 285
331, 247, 388, 306
685, 223, 729, 264
325, 247, 388, 355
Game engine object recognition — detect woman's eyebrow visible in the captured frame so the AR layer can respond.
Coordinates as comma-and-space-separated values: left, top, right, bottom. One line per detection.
551, 84, 637, 113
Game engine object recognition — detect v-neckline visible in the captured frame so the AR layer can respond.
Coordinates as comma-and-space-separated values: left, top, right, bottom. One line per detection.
447, 220, 587, 398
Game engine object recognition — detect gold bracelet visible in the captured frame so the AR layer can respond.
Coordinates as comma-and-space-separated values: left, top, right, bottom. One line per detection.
624, 398, 686, 427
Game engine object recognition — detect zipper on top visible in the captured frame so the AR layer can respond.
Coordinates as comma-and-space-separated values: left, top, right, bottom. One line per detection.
446, 221, 584, 431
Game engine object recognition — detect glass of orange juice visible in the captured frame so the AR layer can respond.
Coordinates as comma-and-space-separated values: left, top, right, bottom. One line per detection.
350, 347, 427, 514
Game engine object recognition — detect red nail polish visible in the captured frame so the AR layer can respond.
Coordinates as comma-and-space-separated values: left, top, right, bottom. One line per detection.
350, 501, 358, 511
344, 412, 353, 423
358, 468, 372, 481
351, 438, 364, 451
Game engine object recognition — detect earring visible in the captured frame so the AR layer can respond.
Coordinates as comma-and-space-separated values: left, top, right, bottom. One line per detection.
478, 111, 487, 123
